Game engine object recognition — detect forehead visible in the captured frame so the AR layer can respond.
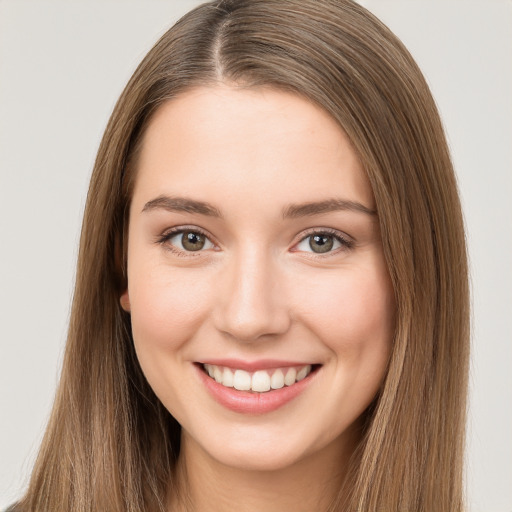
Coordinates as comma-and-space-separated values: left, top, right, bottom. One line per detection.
132, 85, 374, 212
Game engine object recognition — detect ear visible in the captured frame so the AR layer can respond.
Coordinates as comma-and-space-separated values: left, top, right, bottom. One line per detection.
120, 290, 131, 312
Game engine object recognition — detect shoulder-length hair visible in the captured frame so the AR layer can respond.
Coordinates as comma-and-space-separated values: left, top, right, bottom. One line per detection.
17, 1, 469, 510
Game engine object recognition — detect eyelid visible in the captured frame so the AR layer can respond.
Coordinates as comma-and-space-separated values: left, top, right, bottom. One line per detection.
291, 227, 354, 255
156, 225, 219, 254
155, 225, 354, 256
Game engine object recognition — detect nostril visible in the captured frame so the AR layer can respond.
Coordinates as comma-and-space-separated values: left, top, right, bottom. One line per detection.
215, 311, 292, 343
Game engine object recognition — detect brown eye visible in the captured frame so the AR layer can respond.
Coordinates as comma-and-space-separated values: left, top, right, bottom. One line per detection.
294, 231, 351, 255
181, 231, 206, 251
164, 229, 215, 253
309, 234, 334, 253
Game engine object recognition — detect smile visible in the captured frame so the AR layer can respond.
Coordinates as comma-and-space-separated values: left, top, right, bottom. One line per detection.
196, 361, 320, 414
203, 363, 313, 393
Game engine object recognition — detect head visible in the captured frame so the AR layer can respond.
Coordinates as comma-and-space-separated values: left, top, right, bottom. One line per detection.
22, 1, 469, 511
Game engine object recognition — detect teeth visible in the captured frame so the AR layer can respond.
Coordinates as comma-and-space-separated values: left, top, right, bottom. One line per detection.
270, 369, 285, 390
284, 367, 297, 386
252, 370, 271, 392
213, 366, 223, 383
222, 367, 234, 387
233, 369, 252, 391
296, 365, 311, 381
203, 364, 313, 393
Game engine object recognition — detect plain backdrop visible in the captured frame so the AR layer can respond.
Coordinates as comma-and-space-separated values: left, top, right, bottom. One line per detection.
0, 1, 511, 510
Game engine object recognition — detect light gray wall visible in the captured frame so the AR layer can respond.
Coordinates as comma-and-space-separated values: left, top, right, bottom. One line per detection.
1, 1, 510, 510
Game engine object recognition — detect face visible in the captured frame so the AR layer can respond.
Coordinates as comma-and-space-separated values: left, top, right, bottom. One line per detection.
122, 85, 395, 471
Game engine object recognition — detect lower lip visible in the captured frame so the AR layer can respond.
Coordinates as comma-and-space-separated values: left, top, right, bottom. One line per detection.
195, 364, 318, 414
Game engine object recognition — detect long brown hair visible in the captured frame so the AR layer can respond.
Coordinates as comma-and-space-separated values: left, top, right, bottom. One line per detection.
16, 1, 469, 510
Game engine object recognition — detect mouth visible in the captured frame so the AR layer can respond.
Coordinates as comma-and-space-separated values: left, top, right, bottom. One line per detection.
196, 361, 320, 413
200, 363, 318, 393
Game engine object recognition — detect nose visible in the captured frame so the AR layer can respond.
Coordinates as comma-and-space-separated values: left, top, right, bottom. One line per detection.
213, 250, 291, 343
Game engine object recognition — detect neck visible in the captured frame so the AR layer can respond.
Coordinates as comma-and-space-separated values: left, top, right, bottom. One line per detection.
171, 423, 362, 512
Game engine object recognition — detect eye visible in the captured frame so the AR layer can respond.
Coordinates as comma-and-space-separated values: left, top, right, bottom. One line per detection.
294, 231, 352, 254
163, 229, 215, 252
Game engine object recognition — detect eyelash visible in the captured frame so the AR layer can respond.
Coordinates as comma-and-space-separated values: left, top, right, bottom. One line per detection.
156, 226, 215, 257
294, 227, 354, 256
155, 226, 354, 257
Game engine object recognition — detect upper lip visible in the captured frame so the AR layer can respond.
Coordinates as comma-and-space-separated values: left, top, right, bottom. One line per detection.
197, 359, 318, 372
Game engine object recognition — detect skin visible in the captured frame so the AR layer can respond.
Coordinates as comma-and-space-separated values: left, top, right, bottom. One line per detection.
121, 85, 395, 511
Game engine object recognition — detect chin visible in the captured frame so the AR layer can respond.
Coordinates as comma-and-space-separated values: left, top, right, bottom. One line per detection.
207, 441, 309, 472
184, 420, 335, 474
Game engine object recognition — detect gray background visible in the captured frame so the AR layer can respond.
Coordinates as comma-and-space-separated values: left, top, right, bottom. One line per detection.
1, 1, 511, 510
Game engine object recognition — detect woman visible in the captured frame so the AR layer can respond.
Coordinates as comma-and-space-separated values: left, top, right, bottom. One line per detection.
11, 0, 469, 510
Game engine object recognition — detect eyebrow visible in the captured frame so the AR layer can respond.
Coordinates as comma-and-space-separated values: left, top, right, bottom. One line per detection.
142, 195, 222, 217
141, 195, 376, 219
282, 198, 376, 218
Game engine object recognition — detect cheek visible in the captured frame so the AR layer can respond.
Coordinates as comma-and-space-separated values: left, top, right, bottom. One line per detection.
128, 262, 213, 354
295, 263, 395, 365
126, 262, 217, 412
